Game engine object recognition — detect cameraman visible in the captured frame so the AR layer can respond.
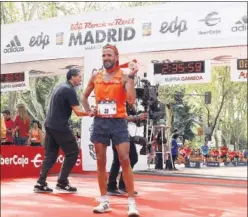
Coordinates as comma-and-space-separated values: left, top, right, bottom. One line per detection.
107, 104, 148, 195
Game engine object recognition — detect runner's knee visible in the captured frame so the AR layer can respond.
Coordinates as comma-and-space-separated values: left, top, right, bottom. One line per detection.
96, 154, 106, 171
119, 154, 130, 168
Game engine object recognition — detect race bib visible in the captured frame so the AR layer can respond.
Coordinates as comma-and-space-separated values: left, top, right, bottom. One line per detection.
98, 100, 117, 115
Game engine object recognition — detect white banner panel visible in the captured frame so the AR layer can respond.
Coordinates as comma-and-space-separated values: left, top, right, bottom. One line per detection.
230, 59, 248, 82
0, 71, 29, 92
1, 2, 247, 64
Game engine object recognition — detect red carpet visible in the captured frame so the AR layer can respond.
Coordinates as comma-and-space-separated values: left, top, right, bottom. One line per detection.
1, 174, 247, 217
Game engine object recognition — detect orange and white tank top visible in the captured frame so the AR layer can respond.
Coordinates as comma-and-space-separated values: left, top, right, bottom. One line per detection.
30, 129, 41, 143
94, 69, 127, 118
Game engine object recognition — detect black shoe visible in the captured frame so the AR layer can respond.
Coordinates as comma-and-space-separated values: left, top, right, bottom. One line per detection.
34, 182, 53, 193
119, 189, 138, 196
55, 183, 77, 193
107, 189, 125, 196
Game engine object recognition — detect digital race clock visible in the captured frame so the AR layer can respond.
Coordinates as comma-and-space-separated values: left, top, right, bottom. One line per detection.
154, 61, 205, 75
0, 72, 25, 83
237, 59, 247, 70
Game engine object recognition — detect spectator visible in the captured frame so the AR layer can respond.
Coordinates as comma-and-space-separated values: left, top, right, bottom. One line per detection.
238, 150, 243, 161
1, 113, 6, 143
243, 149, 247, 159
171, 133, 179, 170
227, 150, 235, 162
213, 148, 219, 161
14, 104, 30, 145
234, 150, 240, 161
27, 120, 44, 146
201, 141, 209, 165
220, 145, 228, 162
184, 144, 191, 162
2, 110, 15, 145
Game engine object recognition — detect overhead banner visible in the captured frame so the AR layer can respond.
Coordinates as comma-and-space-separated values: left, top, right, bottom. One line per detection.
1, 2, 247, 64
0, 71, 29, 92
230, 59, 248, 82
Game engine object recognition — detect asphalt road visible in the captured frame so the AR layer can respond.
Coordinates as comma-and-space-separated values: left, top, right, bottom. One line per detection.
135, 164, 247, 180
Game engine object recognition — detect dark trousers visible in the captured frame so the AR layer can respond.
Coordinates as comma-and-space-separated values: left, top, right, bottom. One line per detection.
165, 154, 177, 170
155, 153, 163, 169
38, 127, 79, 185
107, 139, 138, 191
172, 155, 177, 169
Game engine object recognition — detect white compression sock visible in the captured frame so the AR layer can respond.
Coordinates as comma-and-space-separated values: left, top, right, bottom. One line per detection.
100, 195, 108, 202
128, 197, 135, 204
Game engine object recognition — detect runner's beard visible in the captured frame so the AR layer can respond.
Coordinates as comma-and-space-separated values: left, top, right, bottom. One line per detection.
104, 61, 115, 69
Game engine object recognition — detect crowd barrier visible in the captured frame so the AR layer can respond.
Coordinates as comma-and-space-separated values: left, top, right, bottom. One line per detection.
185, 160, 247, 168
0, 146, 83, 179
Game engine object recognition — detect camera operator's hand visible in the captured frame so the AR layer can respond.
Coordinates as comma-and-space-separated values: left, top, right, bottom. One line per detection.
138, 112, 148, 121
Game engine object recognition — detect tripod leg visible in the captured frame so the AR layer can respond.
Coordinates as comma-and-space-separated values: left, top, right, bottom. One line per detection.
147, 125, 153, 170
161, 127, 164, 170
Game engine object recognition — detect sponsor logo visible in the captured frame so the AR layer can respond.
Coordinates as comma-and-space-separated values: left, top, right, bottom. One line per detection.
163, 75, 203, 82
142, 23, 152, 36
0, 154, 29, 167
198, 12, 221, 26
232, 15, 247, 32
56, 32, 64, 45
3, 35, 24, 53
151, 59, 183, 64
160, 16, 188, 36
69, 18, 136, 50
198, 29, 221, 35
29, 32, 50, 49
31, 153, 81, 168
237, 161, 247, 166
198, 12, 221, 36
206, 162, 219, 167
56, 154, 81, 166
31, 153, 43, 168
1, 82, 26, 91
224, 162, 236, 166
89, 144, 96, 160
189, 162, 196, 167
68, 27, 135, 47
70, 18, 135, 31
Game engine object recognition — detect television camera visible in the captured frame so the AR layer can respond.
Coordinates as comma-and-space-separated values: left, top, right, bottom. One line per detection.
127, 73, 166, 156
134, 73, 166, 125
